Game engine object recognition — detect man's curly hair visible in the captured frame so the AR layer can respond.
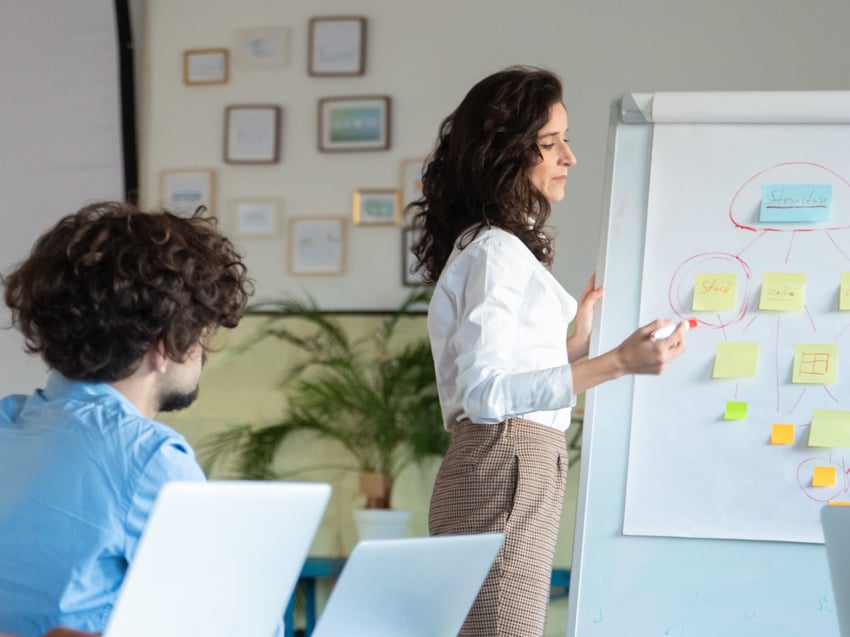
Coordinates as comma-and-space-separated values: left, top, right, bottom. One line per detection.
1, 201, 253, 382
410, 66, 563, 283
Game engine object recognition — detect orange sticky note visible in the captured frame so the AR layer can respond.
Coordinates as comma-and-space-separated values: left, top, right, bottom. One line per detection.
813, 466, 837, 487
771, 423, 794, 445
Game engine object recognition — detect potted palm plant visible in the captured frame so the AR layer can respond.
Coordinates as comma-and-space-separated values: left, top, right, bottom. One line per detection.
199, 289, 449, 538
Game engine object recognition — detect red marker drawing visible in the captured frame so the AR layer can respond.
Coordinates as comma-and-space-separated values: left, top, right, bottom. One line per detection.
650, 318, 697, 342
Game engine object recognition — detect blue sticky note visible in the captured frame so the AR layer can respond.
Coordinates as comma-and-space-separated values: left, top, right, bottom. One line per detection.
760, 184, 832, 223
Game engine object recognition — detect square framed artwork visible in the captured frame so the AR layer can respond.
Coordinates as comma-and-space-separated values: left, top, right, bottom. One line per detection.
233, 26, 290, 68
160, 168, 216, 215
227, 199, 282, 237
402, 226, 428, 287
289, 217, 346, 275
183, 48, 229, 85
224, 104, 282, 164
318, 95, 390, 152
308, 16, 366, 76
352, 189, 401, 226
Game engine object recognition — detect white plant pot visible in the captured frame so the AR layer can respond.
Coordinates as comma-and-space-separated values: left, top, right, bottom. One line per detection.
352, 508, 411, 541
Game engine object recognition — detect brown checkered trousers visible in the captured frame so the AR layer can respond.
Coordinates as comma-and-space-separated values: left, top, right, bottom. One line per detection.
429, 417, 567, 637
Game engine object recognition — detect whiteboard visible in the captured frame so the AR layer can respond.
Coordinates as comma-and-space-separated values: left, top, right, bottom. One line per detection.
567, 93, 846, 637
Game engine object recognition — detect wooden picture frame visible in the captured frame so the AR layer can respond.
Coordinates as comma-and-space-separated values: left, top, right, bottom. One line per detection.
352, 189, 401, 226
183, 48, 229, 85
289, 217, 346, 275
226, 198, 283, 237
233, 26, 290, 69
318, 95, 390, 152
308, 16, 366, 76
160, 168, 216, 215
400, 158, 426, 210
224, 104, 282, 164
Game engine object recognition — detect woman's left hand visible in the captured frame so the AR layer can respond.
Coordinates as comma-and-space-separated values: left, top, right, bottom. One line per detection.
568, 273, 604, 360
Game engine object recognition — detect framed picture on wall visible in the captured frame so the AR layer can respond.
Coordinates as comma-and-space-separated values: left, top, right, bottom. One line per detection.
400, 158, 426, 210
289, 217, 346, 275
224, 104, 282, 164
183, 48, 229, 85
233, 26, 290, 68
318, 96, 390, 152
308, 16, 366, 76
352, 189, 401, 226
227, 198, 282, 237
160, 168, 216, 215
402, 226, 428, 287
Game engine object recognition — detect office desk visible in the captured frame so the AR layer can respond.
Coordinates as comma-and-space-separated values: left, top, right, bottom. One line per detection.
284, 556, 346, 637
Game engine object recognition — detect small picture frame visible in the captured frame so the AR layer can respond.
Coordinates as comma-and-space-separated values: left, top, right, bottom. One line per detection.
353, 189, 401, 226
183, 48, 229, 85
402, 226, 428, 287
400, 158, 426, 209
289, 217, 346, 275
160, 169, 216, 215
233, 26, 290, 69
224, 105, 282, 164
308, 16, 366, 76
318, 96, 390, 152
227, 199, 282, 237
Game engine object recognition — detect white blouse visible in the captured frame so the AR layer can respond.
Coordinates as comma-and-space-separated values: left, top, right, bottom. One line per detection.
427, 226, 578, 432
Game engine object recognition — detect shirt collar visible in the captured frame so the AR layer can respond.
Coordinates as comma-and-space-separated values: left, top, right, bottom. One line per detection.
44, 370, 143, 418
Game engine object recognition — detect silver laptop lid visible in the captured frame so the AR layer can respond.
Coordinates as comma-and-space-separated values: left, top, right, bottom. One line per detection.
104, 480, 331, 637
822, 505, 850, 636
312, 533, 503, 637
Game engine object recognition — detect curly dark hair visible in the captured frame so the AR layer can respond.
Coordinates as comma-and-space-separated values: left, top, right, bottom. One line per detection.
410, 66, 564, 283
1, 201, 253, 382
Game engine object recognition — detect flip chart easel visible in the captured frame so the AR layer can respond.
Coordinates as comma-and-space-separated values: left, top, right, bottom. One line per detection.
567, 91, 850, 637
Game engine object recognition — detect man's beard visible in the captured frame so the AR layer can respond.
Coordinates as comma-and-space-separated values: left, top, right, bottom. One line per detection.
157, 384, 200, 412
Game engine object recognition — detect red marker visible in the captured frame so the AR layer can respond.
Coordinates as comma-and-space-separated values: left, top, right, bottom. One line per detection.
650, 318, 697, 342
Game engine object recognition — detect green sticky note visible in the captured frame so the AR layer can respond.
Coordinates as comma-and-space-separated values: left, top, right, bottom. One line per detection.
840, 273, 850, 311
724, 401, 748, 420
793, 344, 838, 385
713, 342, 759, 378
693, 273, 737, 311
759, 272, 805, 311
809, 409, 850, 447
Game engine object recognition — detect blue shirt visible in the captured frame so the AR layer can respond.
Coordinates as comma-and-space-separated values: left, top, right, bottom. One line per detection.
0, 372, 205, 637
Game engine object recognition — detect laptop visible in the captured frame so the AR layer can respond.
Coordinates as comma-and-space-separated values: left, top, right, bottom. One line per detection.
822, 505, 850, 636
103, 480, 331, 637
312, 533, 503, 637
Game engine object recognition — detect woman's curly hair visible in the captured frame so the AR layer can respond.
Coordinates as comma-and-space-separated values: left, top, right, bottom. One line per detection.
410, 66, 563, 283
1, 201, 253, 382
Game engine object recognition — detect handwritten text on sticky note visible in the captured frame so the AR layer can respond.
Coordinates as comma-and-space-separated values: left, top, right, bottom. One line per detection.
693, 273, 737, 311
760, 184, 832, 223
793, 344, 838, 385
759, 272, 805, 311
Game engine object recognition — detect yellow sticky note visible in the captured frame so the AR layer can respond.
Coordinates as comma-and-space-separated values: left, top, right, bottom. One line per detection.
840, 273, 850, 311
793, 344, 838, 385
759, 272, 805, 311
770, 423, 794, 445
693, 273, 737, 311
713, 342, 759, 378
813, 466, 837, 487
724, 401, 747, 420
809, 409, 850, 447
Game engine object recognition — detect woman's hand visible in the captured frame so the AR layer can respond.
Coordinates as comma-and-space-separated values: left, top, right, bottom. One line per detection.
567, 274, 604, 361
614, 319, 688, 375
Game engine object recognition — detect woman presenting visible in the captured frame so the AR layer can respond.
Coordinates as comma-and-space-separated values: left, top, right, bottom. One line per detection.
410, 66, 688, 637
